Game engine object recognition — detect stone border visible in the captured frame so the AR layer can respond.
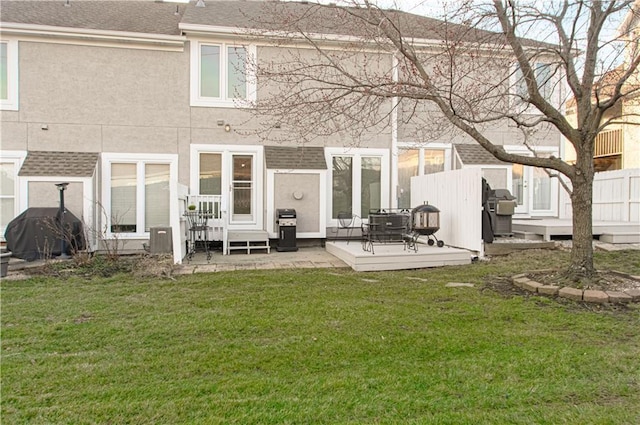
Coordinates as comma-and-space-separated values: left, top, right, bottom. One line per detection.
512, 273, 640, 304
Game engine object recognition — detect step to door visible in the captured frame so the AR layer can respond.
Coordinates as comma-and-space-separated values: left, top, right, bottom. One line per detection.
226, 230, 271, 254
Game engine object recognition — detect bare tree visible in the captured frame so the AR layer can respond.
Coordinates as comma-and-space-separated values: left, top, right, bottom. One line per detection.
247, 0, 639, 280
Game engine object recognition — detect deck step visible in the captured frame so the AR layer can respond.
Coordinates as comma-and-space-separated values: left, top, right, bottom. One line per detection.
512, 231, 544, 241
600, 232, 640, 244
226, 230, 270, 254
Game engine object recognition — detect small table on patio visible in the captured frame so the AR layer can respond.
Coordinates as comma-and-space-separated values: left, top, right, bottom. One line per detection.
184, 210, 213, 262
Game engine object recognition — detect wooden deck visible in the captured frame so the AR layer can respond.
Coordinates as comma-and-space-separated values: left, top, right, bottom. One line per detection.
325, 241, 471, 272
512, 219, 640, 242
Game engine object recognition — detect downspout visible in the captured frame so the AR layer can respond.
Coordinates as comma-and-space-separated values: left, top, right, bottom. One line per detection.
391, 53, 399, 208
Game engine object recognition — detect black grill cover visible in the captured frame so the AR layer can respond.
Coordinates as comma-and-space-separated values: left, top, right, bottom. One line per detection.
4, 208, 85, 261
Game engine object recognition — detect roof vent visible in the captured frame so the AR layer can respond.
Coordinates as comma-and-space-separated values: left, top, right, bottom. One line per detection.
64, 0, 70, 7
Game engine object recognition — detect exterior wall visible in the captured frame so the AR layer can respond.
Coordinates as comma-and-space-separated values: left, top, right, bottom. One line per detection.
273, 173, 321, 233
15, 41, 190, 154
257, 45, 393, 149
623, 104, 640, 169
27, 181, 84, 218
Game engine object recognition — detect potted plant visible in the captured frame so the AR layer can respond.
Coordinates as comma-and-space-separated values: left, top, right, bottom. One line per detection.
188, 204, 197, 211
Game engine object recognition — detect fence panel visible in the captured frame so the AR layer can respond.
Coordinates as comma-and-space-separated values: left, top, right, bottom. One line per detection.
411, 169, 483, 255
559, 168, 640, 222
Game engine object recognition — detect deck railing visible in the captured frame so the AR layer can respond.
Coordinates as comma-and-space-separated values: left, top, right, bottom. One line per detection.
186, 195, 226, 245
594, 129, 623, 158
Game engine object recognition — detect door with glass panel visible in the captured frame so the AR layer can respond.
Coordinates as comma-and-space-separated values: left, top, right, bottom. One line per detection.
199, 152, 255, 223
331, 154, 383, 221
512, 163, 555, 215
512, 163, 529, 215
231, 154, 253, 222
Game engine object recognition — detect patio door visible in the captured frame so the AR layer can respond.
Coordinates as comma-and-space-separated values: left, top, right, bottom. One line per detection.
512, 163, 529, 215
231, 154, 253, 222
511, 163, 556, 216
195, 147, 261, 227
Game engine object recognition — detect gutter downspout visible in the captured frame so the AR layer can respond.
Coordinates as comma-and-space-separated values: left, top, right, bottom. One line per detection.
391, 53, 399, 208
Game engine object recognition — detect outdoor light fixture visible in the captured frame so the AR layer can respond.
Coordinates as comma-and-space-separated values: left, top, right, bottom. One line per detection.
55, 182, 71, 259
224, 124, 231, 132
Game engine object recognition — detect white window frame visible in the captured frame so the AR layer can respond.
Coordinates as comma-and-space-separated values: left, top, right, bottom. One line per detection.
1, 39, 19, 111
510, 61, 560, 112
101, 153, 178, 239
325, 147, 390, 224
190, 40, 257, 108
505, 145, 559, 217
0, 150, 26, 239
395, 143, 452, 207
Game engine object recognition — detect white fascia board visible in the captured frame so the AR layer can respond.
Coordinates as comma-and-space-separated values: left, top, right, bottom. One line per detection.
179, 23, 550, 59
180, 23, 446, 48
0, 22, 186, 51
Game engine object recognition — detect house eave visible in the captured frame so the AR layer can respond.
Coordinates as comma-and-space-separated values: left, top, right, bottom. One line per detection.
179, 22, 450, 48
0, 22, 186, 51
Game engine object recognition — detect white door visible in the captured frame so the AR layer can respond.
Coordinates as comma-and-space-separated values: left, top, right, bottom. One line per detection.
230, 154, 254, 222
512, 163, 530, 215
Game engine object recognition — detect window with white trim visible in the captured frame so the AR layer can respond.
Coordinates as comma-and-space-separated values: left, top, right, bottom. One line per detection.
397, 145, 450, 209
190, 41, 256, 107
327, 149, 389, 220
103, 156, 175, 236
1, 40, 19, 110
512, 62, 556, 108
0, 162, 17, 232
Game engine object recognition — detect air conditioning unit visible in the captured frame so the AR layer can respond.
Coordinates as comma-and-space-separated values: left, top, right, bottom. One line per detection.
149, 227, 173, 254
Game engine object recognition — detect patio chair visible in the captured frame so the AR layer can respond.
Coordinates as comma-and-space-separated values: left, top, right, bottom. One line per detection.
336, 211, 358, 243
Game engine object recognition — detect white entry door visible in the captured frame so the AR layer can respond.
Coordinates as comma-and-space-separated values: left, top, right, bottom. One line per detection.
512, 163, 529, 215
512, 163, 557, 217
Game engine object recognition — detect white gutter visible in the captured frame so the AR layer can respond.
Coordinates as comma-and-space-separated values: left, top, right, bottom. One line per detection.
180, 22, 448, 48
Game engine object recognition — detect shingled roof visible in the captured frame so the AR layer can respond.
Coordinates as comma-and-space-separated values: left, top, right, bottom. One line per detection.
19, 151, 99, 177
264, 146, 326, 170
454, 144, 507, 166
0, 1, 185, 35
0, 1, 546, 48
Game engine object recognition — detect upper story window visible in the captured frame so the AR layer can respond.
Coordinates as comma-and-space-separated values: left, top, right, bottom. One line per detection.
513, 62, 557, 110
1, 40, 19, 110
190, 40, 256, 108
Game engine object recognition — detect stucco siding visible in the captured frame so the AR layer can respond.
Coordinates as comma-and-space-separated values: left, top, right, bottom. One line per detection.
19, 42, 190, 128
101, 126, 181, 154
27, 181, 84, 219
26, 123, 103, 152
274, 173, 320, 233
0, 121, 28, 150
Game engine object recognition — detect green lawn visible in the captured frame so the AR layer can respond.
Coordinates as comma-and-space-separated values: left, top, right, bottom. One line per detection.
2, 250, 639, 424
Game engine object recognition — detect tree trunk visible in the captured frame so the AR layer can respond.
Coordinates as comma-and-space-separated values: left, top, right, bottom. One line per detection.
568, 142, 596, 279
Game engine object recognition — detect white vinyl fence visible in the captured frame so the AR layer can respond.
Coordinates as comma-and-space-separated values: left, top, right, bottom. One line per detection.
559, 168, 640, 222
411, 168, 483, 255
